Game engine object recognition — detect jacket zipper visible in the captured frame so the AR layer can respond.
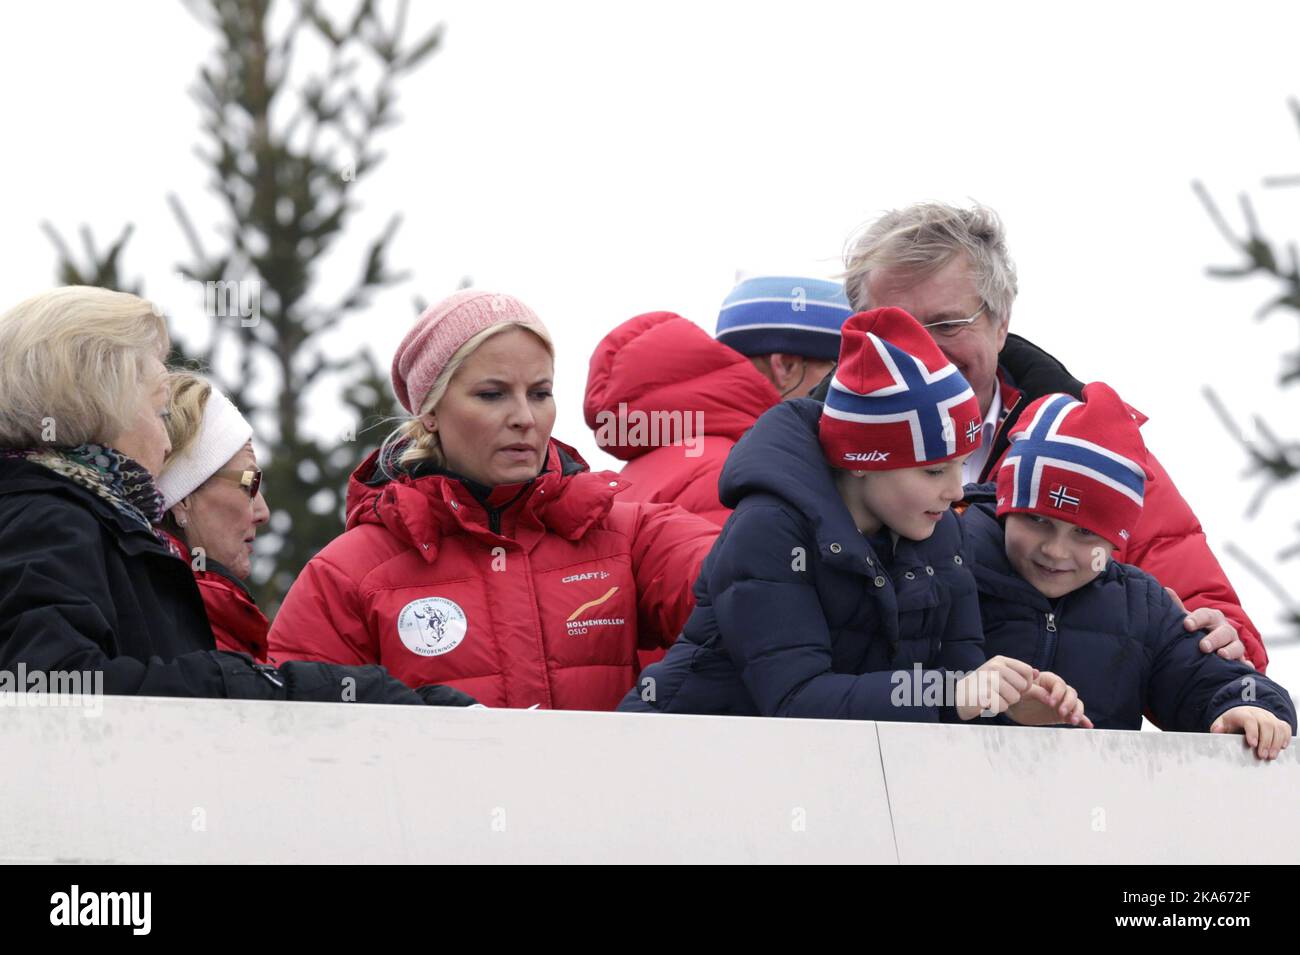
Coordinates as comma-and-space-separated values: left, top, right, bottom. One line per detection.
481, 485, 530, 535
252, 663, 285, 689
1039, 606, 1060, 670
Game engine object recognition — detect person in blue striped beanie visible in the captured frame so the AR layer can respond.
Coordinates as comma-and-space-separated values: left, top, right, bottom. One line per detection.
583, 274, 852, 673
715, 275, 852, 398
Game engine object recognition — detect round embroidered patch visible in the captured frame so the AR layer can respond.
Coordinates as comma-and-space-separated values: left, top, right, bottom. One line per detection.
396, 596, 468, 657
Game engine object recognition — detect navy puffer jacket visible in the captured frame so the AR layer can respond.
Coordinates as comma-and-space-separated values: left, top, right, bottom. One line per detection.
618, 398, 986, 720
957, 484, 1296, 732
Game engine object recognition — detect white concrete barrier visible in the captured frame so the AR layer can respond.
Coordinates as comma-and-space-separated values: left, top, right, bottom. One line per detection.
879, 721, 1299, 864
0, 696, 1293, 863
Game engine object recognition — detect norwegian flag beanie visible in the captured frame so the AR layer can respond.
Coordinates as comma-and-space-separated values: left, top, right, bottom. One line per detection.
819, 307, 983, 470
995, 382, 1154, 549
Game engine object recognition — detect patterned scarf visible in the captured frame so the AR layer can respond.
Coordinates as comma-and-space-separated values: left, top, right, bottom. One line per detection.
2, 444, 166, 532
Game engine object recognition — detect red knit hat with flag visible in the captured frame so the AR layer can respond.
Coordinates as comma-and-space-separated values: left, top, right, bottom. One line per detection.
819, 307, 983, 470
995, 382, 1154, 549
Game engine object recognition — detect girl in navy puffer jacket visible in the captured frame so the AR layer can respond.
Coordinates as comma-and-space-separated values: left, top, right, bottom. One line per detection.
959, 383, 1294, 759
619, 308, 1088, 725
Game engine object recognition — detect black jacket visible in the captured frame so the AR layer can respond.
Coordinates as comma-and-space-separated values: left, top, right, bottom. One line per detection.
973, 333, 1084, 482
0, 456, 473, 705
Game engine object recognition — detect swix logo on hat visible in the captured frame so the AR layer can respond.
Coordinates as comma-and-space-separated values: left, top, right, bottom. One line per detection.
843, 450, 890, 463
996, 383, 1152, 550
819, 308, 982, 469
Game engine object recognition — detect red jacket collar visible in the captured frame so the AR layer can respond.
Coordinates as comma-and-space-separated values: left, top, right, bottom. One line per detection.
346, 439, 630, 561
158, 529, 269, 660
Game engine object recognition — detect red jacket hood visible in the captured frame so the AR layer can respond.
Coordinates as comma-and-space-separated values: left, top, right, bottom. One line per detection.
343, 439, 631, 560
583, 311, 782, 462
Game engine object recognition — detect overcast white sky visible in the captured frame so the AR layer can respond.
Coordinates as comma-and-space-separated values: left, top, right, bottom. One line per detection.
2, 1, 1298, 683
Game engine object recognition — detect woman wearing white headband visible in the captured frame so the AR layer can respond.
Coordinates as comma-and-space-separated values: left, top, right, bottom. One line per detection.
157, 372, 272, 662
0, 287, 474, 706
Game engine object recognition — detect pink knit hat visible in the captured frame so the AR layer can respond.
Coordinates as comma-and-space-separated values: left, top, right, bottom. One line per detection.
391, 290, 551, 414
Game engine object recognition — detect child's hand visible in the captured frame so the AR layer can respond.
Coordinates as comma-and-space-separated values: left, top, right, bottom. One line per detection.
1006, 671, 1094, 728
1210, 706, 1292, 760
955, 656, 1037, 721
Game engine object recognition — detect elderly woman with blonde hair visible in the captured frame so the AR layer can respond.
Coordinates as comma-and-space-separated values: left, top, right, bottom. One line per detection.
156, 372, 272, 662
0, 286, 476, 706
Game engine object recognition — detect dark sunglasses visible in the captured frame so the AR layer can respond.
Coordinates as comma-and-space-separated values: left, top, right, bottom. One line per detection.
211, 467, 263, 498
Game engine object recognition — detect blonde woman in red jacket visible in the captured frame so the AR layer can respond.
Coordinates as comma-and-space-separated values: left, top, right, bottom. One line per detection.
268, 291, 720, 710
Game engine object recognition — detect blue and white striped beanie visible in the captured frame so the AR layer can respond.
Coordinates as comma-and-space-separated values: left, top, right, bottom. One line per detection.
715, 276, 853, 361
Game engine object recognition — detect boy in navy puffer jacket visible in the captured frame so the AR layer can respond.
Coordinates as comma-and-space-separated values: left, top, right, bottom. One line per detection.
619, 308, 1088, 725
959, 382, 1294, 759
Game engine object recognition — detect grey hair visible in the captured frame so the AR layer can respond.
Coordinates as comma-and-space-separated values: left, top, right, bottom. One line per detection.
842, 202, 1019, 325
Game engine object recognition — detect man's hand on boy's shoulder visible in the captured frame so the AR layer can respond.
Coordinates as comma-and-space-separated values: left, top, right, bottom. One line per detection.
1163, 587, 1252, 669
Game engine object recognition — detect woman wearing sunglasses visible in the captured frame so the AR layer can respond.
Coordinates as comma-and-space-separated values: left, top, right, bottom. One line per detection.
0, 287, 474, 706
157, 372, 273, 662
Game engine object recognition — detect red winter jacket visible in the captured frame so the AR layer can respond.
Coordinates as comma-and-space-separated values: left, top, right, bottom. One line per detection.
583, 311, 782, 527
266, 440, 719, 710
982, 366, 1268, 672
161, 530, 271, 663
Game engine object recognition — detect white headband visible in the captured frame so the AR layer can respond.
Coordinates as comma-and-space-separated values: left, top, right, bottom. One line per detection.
156, 381, 255, 510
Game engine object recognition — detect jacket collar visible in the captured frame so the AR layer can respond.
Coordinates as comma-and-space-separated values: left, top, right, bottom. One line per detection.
959, 488, 1054, 612
1, 445, 163, 528
976, 333, 1083, 483
720, 399, 886, 575
159, 529, 256, 600
0, 456, 175, 558
978, 334, 1152, 485
995, 367, 1023, 417
348, 439, 628, 562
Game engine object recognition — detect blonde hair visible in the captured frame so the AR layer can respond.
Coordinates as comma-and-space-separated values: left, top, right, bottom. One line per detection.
0, 286, 170, 448
379, 322, 555, 476
843, 202, 1019, 324
163, 371, 213, 462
